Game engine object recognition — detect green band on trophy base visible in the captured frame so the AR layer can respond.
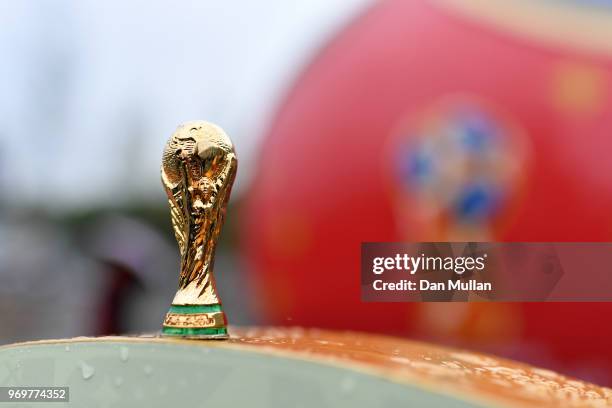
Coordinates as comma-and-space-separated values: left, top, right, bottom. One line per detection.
161, 327, 228, 337
162, 303, 228, 339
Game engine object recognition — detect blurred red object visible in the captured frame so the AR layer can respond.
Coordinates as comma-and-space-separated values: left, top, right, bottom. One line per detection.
243, 0, 612, 384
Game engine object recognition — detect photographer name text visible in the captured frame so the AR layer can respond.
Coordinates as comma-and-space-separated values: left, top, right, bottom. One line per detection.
371, 253, 492, 292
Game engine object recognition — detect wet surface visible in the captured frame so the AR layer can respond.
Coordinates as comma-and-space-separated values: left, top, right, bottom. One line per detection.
229, 327, 612, 408
2, 327, 611, 407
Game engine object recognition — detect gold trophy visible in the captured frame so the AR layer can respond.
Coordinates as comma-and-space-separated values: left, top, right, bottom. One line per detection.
160, 121, 237, 339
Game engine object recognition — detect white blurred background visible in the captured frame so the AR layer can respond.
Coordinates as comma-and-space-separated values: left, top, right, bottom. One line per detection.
0, 0, 370, 211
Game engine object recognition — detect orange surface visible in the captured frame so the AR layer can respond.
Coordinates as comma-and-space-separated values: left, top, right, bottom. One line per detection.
228, 327, 611, 408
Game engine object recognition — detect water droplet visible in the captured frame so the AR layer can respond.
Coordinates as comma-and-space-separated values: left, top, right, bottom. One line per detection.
64, 346, 70, 352
390, 356, 412, 365
79, 361, 95, 380
119, 346, 129, 362
143, 364, 153, 376
114, 377, 123, 387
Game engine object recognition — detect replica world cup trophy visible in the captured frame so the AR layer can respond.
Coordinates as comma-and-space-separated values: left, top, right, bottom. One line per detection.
160, 121, 237, 339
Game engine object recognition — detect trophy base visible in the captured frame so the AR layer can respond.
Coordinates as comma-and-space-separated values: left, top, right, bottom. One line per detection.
161, 304, 228, 340
161, 327, 229, 339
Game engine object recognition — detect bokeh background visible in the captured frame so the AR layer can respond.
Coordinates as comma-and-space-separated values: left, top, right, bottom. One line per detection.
2, 0, 612, 387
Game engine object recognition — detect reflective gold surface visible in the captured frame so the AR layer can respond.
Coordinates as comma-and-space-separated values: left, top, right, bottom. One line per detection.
161, 120, 236, 305
161, 121, 236, 338
162, 312, 226, 329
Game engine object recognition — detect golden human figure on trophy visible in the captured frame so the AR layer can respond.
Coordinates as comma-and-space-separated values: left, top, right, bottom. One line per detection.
160, 121, 237, 339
